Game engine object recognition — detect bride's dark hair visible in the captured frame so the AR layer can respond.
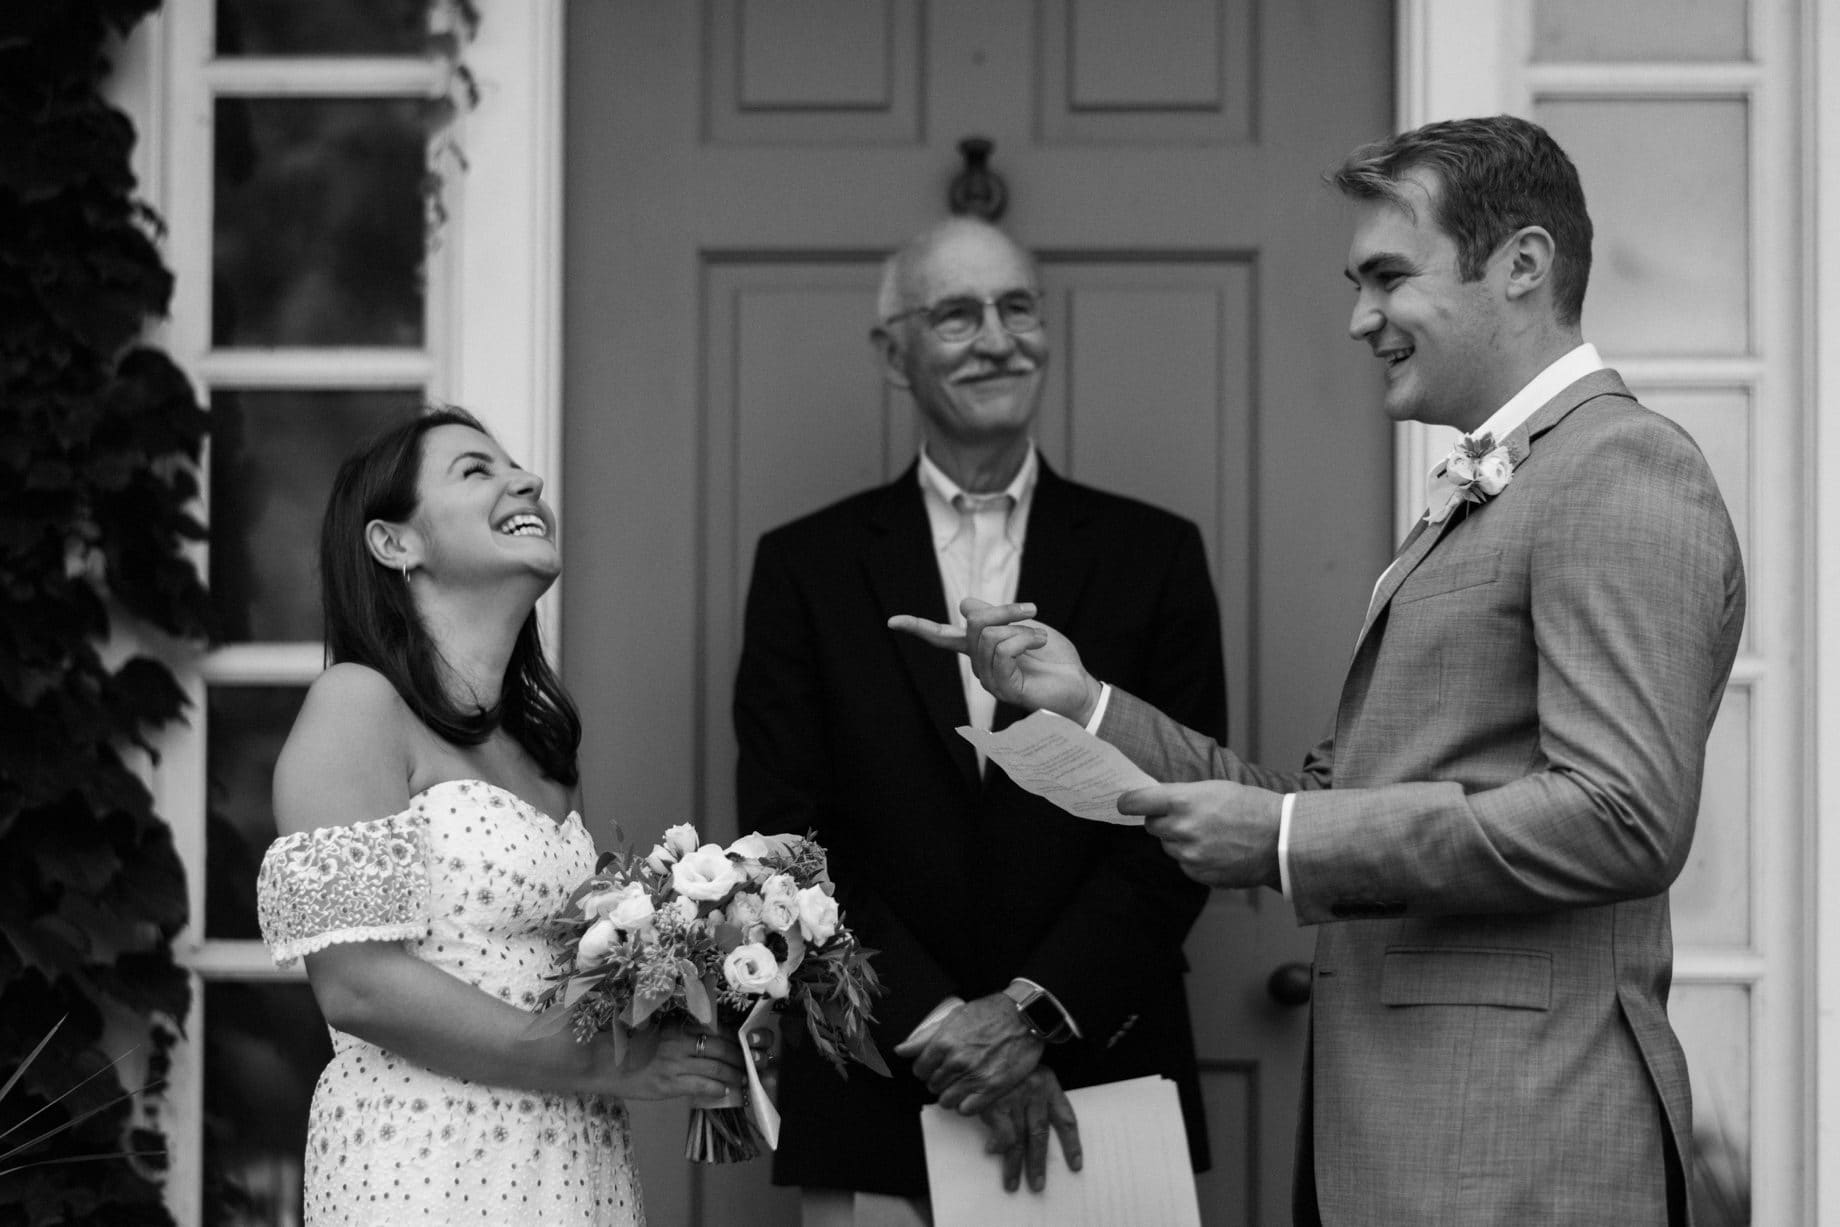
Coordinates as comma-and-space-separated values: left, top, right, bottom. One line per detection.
318, 406, 581, 786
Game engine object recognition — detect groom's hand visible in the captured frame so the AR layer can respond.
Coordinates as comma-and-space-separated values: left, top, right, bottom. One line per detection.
1122, 780, 1285, 891
978, 1067, 1083, 1194
891, 993, 1042, 1114
887, 598, 1102, 722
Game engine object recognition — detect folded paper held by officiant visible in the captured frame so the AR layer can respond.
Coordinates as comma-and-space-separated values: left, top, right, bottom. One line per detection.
957, 711, 1157, 825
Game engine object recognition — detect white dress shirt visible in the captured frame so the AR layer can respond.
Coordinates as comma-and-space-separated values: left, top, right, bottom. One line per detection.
917, 445, 1039, 768
1273, 343, 1606, 896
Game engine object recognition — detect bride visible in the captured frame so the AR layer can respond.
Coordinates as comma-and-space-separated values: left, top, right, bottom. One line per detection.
256, 407, 744, 1224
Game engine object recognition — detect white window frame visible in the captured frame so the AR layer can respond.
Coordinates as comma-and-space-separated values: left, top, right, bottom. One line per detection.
106, 3, 564, 1222
1398, 1, 1814, 1221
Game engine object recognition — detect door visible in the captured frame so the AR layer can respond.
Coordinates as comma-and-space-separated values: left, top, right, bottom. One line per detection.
561, 3, 1392, 1223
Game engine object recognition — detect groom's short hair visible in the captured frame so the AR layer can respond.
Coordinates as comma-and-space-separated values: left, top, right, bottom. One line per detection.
1331, 114, 1594, 328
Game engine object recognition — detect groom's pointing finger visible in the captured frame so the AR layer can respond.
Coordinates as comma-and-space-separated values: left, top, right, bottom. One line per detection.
887, 614, 968, 651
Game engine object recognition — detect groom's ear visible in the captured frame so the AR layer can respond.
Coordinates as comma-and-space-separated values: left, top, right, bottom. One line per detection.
1500, 225, 1557, 305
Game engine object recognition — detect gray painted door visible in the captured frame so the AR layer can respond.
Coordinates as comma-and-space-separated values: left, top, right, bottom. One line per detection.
562, 3, 1393, 1223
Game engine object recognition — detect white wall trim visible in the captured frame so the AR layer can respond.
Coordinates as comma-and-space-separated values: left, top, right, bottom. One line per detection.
1391, 0, 1514, 537
1808, 0, 1839, 1215
433, 0, 568, 659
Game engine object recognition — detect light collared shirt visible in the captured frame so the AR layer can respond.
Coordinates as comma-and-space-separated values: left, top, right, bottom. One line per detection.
918, 445, 1039, 761
909, 447, 1084, 1044
1274, 343, 1606, 896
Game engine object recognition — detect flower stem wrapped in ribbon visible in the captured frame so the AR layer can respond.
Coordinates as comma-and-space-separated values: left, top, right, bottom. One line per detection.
537, 826, 887, 1163
1426, 431, 1515, 524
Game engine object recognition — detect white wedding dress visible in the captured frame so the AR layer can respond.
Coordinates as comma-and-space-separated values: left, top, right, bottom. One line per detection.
257, 779, 644, 1225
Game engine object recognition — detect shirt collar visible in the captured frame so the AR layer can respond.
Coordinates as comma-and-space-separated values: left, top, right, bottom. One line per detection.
1466, 342, 1605, 446
918, 445, 1039, 549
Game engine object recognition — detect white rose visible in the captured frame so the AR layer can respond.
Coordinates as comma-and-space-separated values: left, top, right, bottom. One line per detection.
761, 872, 798, 903
577, 917, 620, 967
795, 885, 839, 945
601, 882, 656, 932
760, 892, 800, 934
723, 942, 790, 999
1476, 450, 1513, 496
579, 886, 621, 920
672, 844, 745, 901
726, 890, 764, 931
646, 822, 702, 872
1446, 453, 1480, 485
670, 896, 700, 925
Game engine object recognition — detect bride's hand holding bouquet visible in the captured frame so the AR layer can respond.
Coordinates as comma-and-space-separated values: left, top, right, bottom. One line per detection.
539, 825, 887, 1161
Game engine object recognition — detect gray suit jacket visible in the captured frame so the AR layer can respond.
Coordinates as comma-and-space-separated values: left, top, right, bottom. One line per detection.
1102, 370, 1745, 1226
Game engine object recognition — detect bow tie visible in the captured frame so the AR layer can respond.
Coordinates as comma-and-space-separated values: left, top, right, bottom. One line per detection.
1425, 432, 1514, 524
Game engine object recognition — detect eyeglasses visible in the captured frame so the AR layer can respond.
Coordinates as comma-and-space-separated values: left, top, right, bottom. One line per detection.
883, 290, 1045, 343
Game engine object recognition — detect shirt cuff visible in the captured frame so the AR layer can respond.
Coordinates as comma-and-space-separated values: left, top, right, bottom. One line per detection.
1082, 682, 1113, 735
1010, 977, 1083, 1040
1278, 793, 1296, 900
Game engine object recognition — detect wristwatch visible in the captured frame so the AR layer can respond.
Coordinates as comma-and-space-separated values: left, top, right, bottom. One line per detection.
1003, 981, 1073, 1044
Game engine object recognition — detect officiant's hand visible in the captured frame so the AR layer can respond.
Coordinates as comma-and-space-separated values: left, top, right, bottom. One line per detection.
1122, 780, 1285, 892
892, 993, 1041, 1114
978, 1067, 1083, 1193
888, 598, 1103, 724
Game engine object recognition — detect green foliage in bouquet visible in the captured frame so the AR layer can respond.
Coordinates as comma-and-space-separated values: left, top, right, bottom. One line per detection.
538, 828, 888, 1082
0, 1, 209, 1221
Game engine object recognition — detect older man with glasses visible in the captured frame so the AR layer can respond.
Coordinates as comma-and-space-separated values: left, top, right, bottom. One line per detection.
734, 216, 1225, 1225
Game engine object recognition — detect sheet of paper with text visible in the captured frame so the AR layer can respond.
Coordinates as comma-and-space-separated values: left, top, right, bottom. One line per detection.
956, 710, 1157, 825
920, 1074, 1201, 1227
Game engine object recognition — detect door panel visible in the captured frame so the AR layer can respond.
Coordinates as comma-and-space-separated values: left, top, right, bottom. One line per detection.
563, 4, 1392, 1223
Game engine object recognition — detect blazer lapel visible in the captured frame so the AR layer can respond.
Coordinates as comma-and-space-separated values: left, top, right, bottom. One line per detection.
1352, 368, 1636, 654
993, 462, 1094, 733
863, 466, 982, 788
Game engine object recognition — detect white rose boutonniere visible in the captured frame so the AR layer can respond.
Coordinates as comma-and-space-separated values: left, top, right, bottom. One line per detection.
1427, 431, 1515, 524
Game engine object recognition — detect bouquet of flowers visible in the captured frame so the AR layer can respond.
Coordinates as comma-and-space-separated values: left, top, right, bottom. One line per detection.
538, 824, 887, 1162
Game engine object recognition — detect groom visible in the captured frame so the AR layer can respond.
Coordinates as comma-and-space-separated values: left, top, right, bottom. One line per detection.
895, 115, 1745, 1225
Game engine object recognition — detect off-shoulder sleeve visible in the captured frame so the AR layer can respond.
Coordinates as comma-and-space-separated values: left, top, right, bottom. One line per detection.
257, 811, 432, 966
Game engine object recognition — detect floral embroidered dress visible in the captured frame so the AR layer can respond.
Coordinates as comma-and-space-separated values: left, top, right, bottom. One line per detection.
257, 779, 643, 1225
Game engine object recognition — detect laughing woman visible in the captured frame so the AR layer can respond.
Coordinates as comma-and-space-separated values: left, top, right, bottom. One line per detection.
256, 408, 744, 1225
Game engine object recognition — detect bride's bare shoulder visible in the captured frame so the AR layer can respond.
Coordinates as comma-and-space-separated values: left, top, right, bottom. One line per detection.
272, 664, 416, 835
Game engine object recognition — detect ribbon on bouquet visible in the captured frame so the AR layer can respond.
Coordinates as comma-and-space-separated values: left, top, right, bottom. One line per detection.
739, 996, 782, 1148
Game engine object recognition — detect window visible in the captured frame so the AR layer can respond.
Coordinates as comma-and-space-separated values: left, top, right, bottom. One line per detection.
108, 3, 562, 1221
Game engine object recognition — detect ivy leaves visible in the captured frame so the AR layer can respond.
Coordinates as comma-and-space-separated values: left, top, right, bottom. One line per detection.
1, 2, 205, 1220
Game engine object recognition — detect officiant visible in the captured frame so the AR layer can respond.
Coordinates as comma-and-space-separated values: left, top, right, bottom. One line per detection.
733, 216, 1226, 1226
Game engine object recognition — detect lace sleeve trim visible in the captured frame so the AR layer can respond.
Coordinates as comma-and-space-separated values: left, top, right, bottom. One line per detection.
257, 811, 431, 968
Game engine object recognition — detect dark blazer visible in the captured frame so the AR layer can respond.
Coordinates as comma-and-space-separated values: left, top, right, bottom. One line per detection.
1100, 372, 1745, 1226
735, 458, 1227, 1197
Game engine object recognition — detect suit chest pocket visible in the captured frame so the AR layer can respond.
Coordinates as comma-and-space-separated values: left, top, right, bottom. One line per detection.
1392, 549, 1501, 606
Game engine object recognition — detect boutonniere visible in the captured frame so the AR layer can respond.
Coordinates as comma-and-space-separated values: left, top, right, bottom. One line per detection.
1425, 432, 1514, 524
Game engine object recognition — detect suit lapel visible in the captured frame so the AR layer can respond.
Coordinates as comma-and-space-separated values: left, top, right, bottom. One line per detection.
863, 467, 981, 788
1351, 368, 1636, 654
993, 463, 1094, 733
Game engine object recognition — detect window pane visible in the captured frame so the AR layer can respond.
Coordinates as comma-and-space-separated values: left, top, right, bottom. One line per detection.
204, 981, 333, 1227
210, 390, 423, 643
1534, 0, 1748, 62
216, 0, 431, 56
214, 98, 435, 347
205, 686, 307, 940
1535, 98, 1750, 355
